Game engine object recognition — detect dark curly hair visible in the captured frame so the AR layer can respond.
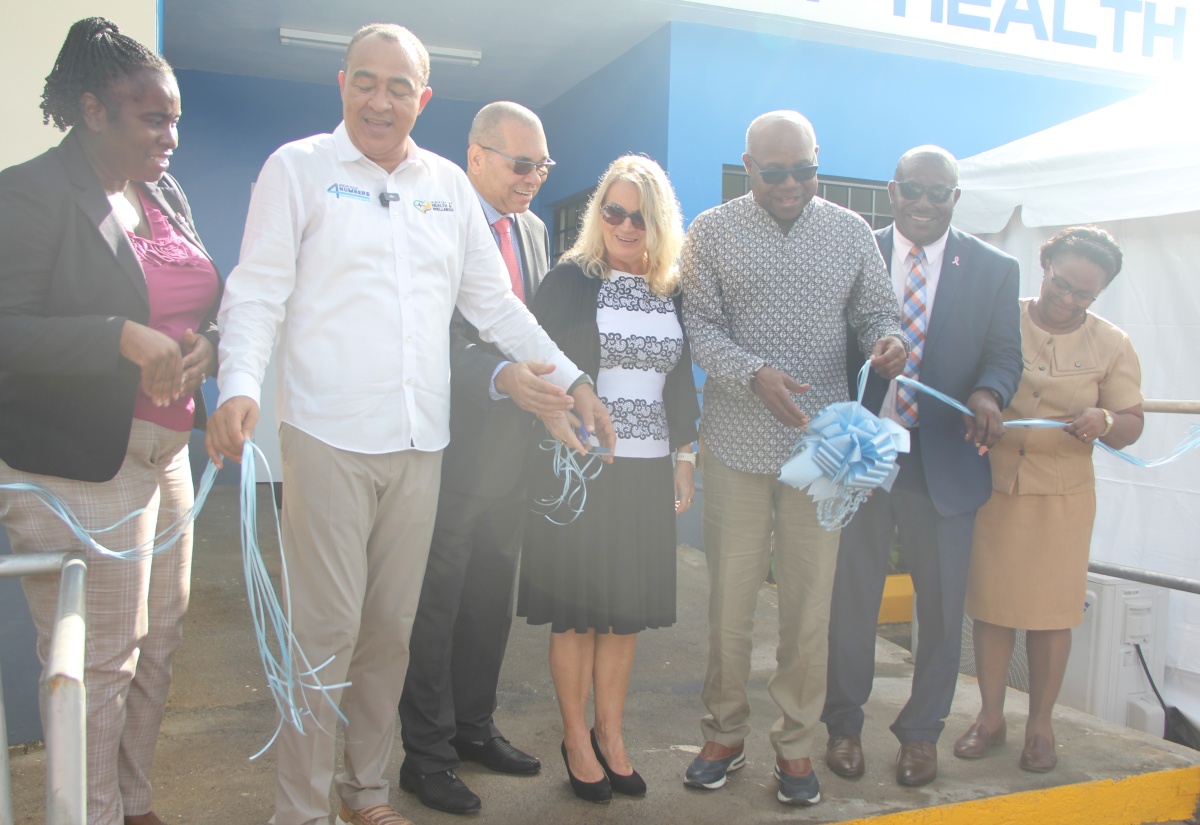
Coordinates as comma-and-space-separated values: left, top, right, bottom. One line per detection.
1039, 225, 1124, 284
40, 17, 171, 131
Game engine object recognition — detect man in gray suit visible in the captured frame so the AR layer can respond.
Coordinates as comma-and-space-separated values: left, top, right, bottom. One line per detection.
399, 102, 558, 815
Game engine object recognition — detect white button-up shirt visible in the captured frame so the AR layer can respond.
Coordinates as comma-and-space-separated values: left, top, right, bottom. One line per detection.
216, 123, 579, 454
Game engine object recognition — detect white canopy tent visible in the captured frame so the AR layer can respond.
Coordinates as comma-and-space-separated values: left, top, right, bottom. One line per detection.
956, 80, 1200, 727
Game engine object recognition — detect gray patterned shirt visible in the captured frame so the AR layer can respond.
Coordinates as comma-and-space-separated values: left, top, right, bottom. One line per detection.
682, 194, 903, 474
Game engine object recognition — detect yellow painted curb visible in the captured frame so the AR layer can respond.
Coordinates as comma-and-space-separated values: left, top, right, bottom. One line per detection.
843, 765, 1200, 824
878, 574, 914, 624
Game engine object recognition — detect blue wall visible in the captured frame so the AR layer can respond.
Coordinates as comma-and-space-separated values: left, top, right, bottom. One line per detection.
537, 25, 672, 224
666, 21, 1138, 224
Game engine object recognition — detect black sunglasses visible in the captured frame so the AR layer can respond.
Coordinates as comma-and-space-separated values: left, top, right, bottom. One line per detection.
600, 202, 646, 231
893, 180, 957, 204
481, 146, 556, 177
748, 156, 819, 185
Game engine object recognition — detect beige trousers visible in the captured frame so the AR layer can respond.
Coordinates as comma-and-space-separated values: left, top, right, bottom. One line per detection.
271, 424, 442, 825
698, 444, 841, 760
0, 420, 193, 825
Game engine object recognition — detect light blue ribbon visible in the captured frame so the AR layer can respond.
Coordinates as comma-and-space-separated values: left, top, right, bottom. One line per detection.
0, 443, 344, 759
894, 372, 1200, 468
778, 361, 1200, 530
531, 440, 606, 525
778, 363, 912, 529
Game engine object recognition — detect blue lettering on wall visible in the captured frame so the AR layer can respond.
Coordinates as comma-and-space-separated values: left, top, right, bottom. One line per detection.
1101, 0, 1143, 53
996, 0, 1050, 39
1053, 0, 1097, 47
948, 0, 992, 30
889, 0, 1186, 61
1144, 2, 1187, 59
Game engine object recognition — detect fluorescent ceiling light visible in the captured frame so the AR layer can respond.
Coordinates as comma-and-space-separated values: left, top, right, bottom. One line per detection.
279, 28, 482, 66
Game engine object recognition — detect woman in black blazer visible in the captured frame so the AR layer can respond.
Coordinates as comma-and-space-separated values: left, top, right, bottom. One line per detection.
0, 19, 220, 825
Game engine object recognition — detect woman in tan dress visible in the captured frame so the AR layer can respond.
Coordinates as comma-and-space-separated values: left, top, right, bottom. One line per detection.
953, 226, 1144, 773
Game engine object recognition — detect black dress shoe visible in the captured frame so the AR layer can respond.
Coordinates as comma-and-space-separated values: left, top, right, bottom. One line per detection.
561, 741, 612, 803
452, 736, 541, 775
825, 734, 865, 779
590, 729, 646, 796
399, 762, 481, 815
896, 740, 938, 787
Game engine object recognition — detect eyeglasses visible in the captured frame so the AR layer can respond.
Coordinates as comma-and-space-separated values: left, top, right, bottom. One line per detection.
481, 146, 556, 177
747, 156, 819, 185
599, 202, 646, 231
893, 180, 957, 204
1046, 266, 1099, 304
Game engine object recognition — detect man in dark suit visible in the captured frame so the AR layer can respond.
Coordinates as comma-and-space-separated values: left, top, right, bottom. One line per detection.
399, 101, 558, 815
822, 146, 1023, 787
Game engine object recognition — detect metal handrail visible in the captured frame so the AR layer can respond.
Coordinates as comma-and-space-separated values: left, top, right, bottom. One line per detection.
1087, 560, 1200, 596
1087, 400, 1200, 595
0, 551, 87, 825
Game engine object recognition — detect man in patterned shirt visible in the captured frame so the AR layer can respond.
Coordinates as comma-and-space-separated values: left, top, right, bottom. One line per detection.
680, 110, 906, 807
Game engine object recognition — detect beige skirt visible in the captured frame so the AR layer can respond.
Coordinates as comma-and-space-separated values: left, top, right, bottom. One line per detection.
965, 489, 1096, 631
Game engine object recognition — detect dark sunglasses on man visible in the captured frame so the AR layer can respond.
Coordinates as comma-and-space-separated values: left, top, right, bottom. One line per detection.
482, 145, 556, 177
600, 202, 646, 231
893, 180, 958, 204
747, 156, 819, 185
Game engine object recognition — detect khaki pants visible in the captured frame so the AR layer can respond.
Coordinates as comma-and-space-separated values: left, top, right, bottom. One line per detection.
271, 424, 442, 825
0, 420, 192, 825
698, 444, 841, 760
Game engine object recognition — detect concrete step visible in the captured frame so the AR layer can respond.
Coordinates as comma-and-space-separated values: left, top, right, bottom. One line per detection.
6, 487, 1198, 823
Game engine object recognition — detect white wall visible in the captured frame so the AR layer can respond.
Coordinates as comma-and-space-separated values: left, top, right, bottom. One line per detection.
2, 1, 158, 169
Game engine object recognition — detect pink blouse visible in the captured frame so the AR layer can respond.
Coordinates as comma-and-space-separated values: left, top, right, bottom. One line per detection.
128, 190, 219, 431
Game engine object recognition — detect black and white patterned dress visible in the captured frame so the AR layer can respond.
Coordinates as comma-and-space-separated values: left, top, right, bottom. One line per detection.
597, 271, 683, 458
518, 264, 698, 635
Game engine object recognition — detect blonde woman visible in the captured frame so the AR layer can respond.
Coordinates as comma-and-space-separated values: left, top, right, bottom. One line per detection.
517, 155, 699, 802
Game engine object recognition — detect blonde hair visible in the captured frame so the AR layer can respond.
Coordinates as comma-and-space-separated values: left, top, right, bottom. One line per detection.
565, 155, 683, 297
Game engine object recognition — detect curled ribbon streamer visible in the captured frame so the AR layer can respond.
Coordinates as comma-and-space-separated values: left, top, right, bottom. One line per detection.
531, 440, 605, 525
0, 444, 346, 759
238, 442, 348, 759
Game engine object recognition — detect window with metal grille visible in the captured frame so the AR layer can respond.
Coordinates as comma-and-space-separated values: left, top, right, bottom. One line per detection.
720, 165, 893, 230
551, 189, 593, 260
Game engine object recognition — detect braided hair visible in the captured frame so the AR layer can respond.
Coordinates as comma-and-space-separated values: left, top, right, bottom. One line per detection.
1039, 225, 1124, 284
40, 17, 171, 131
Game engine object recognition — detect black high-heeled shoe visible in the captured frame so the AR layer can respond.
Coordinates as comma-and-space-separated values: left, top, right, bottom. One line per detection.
590, 729, 647, 797
561, 741, 612, 803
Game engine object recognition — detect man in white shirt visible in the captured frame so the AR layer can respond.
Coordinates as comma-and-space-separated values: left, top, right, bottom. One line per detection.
206, 25, 612, 825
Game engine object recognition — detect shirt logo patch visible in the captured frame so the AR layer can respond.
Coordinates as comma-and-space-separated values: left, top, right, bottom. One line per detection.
412, 199, 455, 213
326, 183, 371, 202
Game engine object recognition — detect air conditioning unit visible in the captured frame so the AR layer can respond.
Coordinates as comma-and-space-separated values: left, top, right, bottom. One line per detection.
1059, 572, 1169, 735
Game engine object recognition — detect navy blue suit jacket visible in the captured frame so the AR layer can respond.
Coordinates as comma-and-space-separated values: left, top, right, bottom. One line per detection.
440, 209, 551, 498
851, 225, 1022, 518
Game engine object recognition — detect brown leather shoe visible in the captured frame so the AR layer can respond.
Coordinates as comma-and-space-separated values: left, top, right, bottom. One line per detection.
896, 740, 937, 787
953, 721, 1006, 759
1018, 734, 1057, 773
825, 735, 864, 778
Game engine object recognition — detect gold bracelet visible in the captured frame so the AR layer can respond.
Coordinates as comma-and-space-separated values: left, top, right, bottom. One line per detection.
1099, 409, 1114, 437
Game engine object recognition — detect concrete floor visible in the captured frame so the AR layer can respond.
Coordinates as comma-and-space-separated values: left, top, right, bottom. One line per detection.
7, 486, 1199, 824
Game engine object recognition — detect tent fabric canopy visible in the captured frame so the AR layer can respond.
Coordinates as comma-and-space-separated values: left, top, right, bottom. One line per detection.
954, 82, 1200, 233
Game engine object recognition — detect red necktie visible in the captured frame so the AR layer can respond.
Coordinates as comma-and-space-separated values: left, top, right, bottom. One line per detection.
492, 216, 525, 303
